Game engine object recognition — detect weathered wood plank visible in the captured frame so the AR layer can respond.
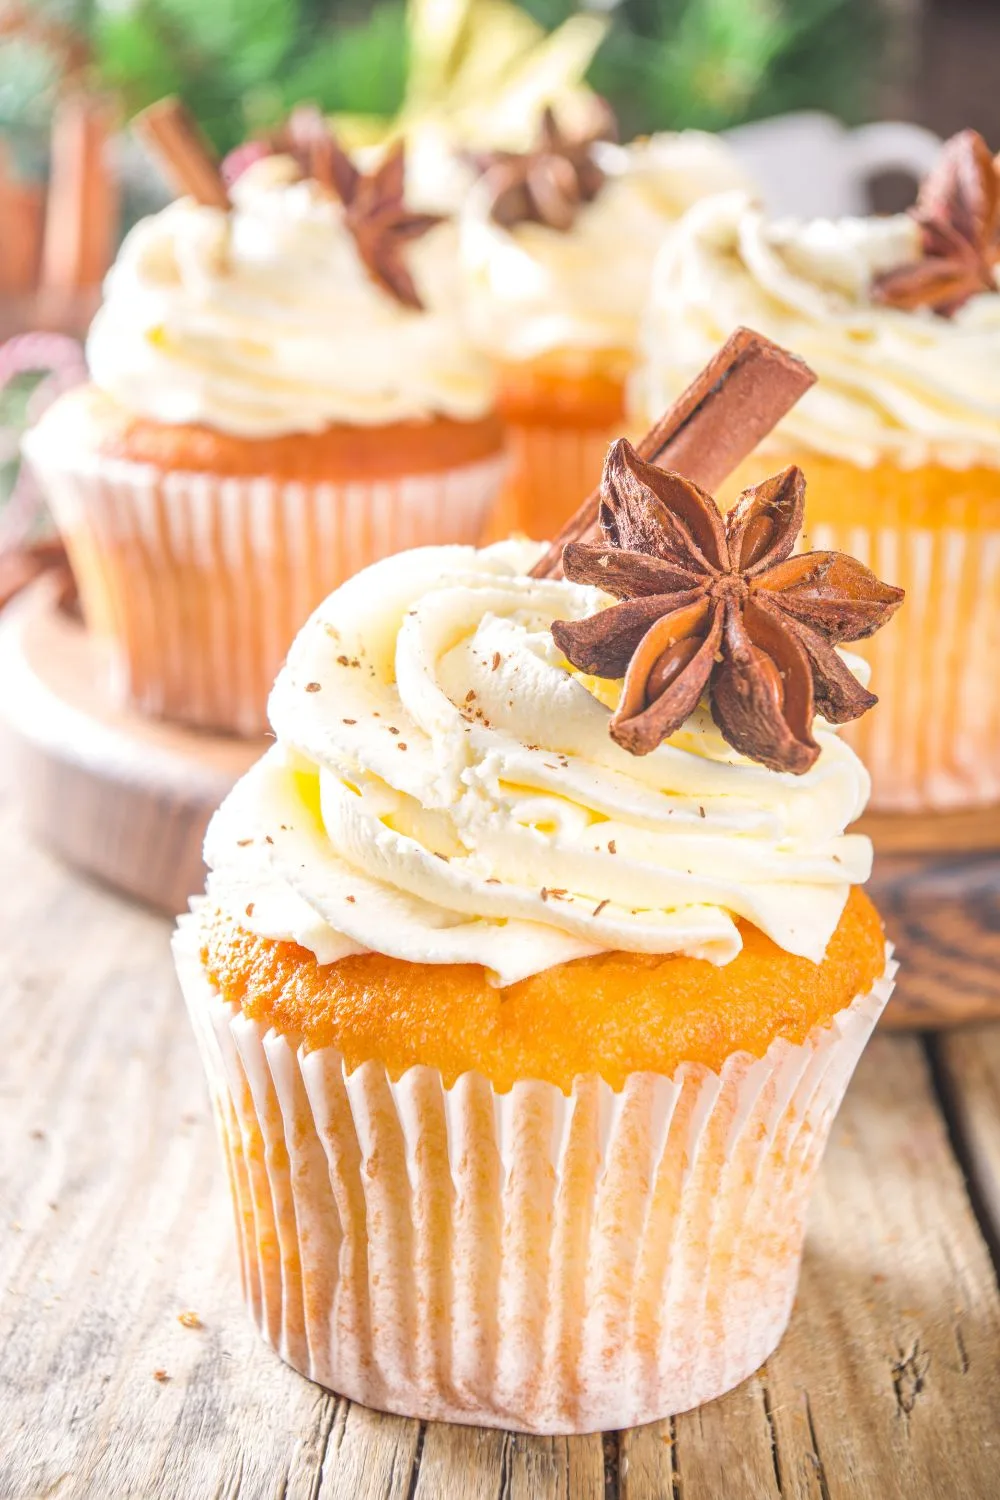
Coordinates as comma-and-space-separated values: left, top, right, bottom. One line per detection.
413, 1425, 506, 1500
870, 851, 1000, 1029
933, 1023, 1000, 1251
413, 1424, 606, 1499
317, 1404, 420, 1500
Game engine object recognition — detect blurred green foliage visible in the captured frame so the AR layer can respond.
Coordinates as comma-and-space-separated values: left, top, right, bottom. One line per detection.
92, 0, 408, 149
526, 0, 882, 140
3, 0, 884, 157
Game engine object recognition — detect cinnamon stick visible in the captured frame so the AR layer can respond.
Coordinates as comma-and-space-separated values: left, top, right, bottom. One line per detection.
133, 98, 229, 210
0, 143, 43, 296
40, 94, 118, 298
529, 328, 816, 579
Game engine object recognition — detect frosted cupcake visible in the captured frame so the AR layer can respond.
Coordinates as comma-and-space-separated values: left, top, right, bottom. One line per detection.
633, 131, 1000, 812
24, 102, 503, 737
174, 412, 902, 1431
461, 108, 750, 541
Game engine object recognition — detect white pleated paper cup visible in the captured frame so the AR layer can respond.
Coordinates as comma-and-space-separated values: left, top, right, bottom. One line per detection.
23, 438, 506, 737
173, 914, 895, 1434
484, 421, 620, 544
808, 516, 1000, 813
717, 451, 1000, 815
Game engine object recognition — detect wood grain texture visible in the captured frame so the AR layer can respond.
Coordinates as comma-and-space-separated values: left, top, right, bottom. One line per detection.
933, 1023, 1000, 1257
871, 850, 1000, 1029
2, 765, 1000, 1497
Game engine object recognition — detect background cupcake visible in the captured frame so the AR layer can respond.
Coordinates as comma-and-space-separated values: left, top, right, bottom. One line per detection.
632, 132, 1000, 813
174, 431, 900, 1432
460, 108, 751, 541
24, 102, 504, 738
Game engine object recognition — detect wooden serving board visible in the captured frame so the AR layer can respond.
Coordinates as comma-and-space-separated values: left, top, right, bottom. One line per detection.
1, 580, 998, 1029
0, 577, 263, 916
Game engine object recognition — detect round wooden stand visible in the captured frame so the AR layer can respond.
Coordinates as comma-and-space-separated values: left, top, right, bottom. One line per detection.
0, 578, 263, 916
1, 579, 998, 1027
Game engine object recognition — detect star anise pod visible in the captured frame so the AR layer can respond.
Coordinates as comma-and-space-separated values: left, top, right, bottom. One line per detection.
469, 101, 616, 232
229, 106, 445, 310
872, 129, 1000, 316
551, 441, 903, 772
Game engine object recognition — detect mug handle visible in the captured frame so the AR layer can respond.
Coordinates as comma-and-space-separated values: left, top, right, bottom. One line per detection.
844, 121, 942, 199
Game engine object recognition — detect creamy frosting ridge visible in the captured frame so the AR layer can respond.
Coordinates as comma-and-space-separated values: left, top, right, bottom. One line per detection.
633, 190, 1000, 469
87, 155, 495, 436
460, 133, 751, 363
205, 541, 874, 986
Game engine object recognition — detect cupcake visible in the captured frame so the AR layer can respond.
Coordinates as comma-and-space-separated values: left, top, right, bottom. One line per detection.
174, 387, 902, 1431
24, 101, 503, 737
460, 108, 750, 542
633, 131, 1000, 813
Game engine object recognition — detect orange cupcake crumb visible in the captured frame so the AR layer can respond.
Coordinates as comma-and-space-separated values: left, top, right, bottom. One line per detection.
34, 384, 504, 481
200, 887, 885, 1092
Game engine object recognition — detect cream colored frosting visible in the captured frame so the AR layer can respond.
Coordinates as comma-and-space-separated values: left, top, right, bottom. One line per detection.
204, 540, 873, 986
86, 155, 495, 436
460, 133, 752, 364
633, 189, 1000, 469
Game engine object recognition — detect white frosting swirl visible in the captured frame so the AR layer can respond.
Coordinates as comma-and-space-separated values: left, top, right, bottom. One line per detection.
633, 190, 1000, 469
87, 155, 495, 436
205, 541, 873, 986
460, 133, 751, 363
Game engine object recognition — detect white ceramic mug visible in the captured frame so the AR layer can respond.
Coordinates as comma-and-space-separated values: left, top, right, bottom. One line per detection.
724, 110, 942, 218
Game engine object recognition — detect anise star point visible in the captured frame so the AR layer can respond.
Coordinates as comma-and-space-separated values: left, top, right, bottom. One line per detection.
872, 128, 1000, 317
471, 101, 616, 233
552, 439, 904, 773
237, 105, 445, 310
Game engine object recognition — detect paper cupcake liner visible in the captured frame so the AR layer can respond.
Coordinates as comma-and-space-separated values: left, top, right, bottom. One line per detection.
809, 518, 1000, 812
485, 422, 619, 544
25, 443, 506, 737
174, 914, 895, 1434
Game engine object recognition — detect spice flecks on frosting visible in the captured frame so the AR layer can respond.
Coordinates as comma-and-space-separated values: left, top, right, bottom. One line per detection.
633, 189, 1000, 469
204, 541, 875, 986
86, 153, 494, 435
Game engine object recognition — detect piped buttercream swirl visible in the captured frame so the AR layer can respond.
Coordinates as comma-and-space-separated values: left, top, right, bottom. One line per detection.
205, 541, 874, 986
87, 155, 495, 436
632, 189, 1000, 469
460, 133, 752, 363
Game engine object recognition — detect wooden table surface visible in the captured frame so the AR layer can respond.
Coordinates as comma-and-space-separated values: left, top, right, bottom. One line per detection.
3, 762, 1000, 1500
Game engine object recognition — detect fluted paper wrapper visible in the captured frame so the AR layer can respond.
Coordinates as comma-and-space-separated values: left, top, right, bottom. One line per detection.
809, 517, 1000, 812
485, 422, 618, 544
174, 916, 895, 1433
25, 442, 506, 737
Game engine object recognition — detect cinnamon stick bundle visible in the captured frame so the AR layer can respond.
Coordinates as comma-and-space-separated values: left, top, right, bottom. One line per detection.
530, 328, 816, 580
